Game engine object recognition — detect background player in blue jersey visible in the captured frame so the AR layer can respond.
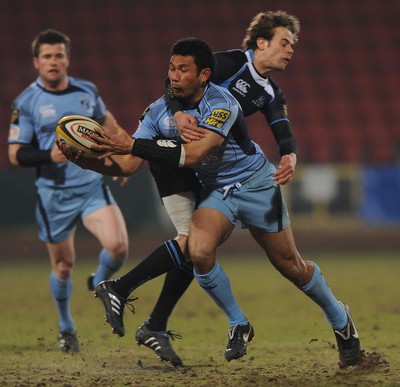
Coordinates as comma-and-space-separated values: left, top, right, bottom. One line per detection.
59, 37, 361, 368
7, 29, 129, 353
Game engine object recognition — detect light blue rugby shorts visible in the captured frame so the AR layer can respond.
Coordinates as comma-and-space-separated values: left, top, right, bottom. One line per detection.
36, 178, 116, 243
197, 163, 290, 232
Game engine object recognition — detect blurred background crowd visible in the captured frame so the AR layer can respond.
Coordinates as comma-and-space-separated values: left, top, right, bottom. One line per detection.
1, 0, 399, 247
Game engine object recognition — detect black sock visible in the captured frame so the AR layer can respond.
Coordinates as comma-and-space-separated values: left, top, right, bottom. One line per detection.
146, 262, 194, 331
113, 240, 185, 298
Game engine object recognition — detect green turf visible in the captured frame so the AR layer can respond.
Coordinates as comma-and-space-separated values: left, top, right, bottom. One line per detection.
0, 253, 399, 386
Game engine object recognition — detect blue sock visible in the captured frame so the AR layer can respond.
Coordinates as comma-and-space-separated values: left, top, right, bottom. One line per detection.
301, 262, 347, 330
194, 262, 247, 327
93, 248, 126, 287
50, 271, 74, 332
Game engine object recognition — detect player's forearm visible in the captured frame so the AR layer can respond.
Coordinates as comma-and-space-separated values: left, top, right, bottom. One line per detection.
270, 121, 298, 156
131, 139, 186, 166
131, 138, 210, 168
278, 136, 298, 157
81, 154, 142, 177
14, 146, 52, 167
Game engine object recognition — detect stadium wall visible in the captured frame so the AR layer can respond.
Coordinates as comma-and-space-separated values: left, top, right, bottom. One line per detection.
2, 164, 399, 231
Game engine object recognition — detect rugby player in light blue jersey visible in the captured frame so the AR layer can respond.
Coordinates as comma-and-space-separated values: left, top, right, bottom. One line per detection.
8, 29, 129, 353
60, 37, 360, 368
129, 11, 301, 366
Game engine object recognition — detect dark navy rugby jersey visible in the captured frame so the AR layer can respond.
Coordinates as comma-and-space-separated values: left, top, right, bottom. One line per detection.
213, 49, 289, 127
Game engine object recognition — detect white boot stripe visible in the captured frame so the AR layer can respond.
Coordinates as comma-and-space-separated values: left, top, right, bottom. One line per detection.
108, 293, 121, 305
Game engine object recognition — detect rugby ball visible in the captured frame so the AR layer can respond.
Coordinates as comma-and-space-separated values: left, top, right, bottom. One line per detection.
56, 115, 107, 158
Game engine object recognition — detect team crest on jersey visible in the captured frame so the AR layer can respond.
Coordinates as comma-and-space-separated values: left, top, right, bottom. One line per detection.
11, 108, 19, 124
283, 104, 288, 117
204, 109, 231, 129
80, 97, 91, 111
252, 96, 266, 108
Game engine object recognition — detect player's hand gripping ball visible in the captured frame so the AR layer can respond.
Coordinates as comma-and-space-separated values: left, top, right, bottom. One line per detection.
56, 115, 107, 158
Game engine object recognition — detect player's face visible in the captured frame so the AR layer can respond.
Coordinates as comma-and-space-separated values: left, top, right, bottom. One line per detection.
168, 55, 210, 103
255, 27, 295, 74
33, 43, 70, 91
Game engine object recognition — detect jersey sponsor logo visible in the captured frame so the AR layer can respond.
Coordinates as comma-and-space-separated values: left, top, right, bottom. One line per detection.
283, 104, 288, 117
11, 108, 19, 124
204, 109, 231, 129
232, 79, 250, 96
39, 104, 57, 119
156, 139, 178, 148
8, 125, 20, 140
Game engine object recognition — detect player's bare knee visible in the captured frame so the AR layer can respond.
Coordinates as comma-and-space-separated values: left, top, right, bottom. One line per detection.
55, 261, 73, 280
190, 250, 215, 274
108, 239, 129, 260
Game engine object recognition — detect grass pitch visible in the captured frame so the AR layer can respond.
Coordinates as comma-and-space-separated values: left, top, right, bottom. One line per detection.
0, 252, 399, 386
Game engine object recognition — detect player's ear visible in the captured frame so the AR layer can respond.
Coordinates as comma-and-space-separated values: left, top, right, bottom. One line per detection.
33, 57, 39, 69
256, 37, 267, 50
201, 68, 211, 83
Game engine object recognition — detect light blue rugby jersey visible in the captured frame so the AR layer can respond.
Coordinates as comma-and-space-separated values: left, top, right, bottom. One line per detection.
8, 77, 105, 187
134, 82, 267, 188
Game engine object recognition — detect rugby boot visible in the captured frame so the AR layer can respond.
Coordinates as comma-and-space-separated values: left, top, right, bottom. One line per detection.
225, 322, 254, 361
334, 302, 361, 368
136, 324, 183, 366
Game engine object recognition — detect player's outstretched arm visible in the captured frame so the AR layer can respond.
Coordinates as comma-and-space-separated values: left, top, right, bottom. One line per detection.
56, 138, 143, 177
131, 129, 223, 168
